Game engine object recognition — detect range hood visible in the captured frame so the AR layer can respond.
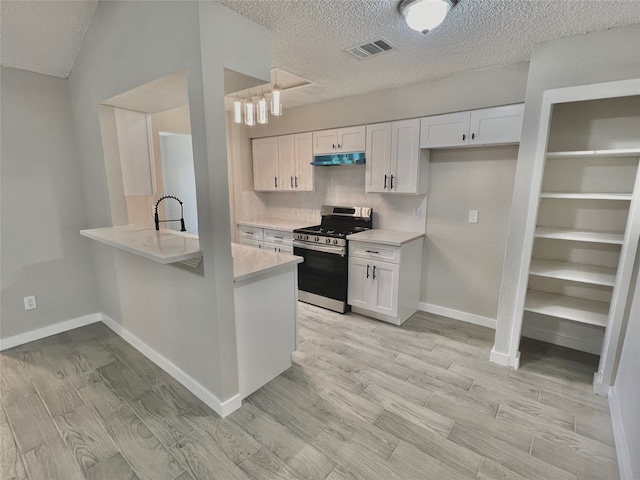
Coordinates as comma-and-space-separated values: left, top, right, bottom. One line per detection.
311, 152, 365, 166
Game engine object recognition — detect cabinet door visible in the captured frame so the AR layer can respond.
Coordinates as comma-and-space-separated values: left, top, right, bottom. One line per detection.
239, 237, 263, 249
278, 135, 296, 191
365, 123, 392, 193
469, 104, 524, 145
312, 129, 338, 154
390, 119, 420, 193
114, 108, 156, 196
337, 126, 366, 153
371, 262, 399, 317
294, 132, 314, 191
252, 137, 279, 191
348, 257, 370, 309
419, 111, 471, 148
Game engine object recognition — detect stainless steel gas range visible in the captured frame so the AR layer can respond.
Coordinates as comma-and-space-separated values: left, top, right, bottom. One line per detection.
293, 205, 372, 313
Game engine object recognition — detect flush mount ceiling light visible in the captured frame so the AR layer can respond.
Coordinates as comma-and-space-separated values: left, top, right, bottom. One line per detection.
399, 0, 457, 34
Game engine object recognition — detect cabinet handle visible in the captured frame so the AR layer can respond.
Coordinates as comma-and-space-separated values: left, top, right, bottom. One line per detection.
246, 231, 254, 235
372, 265, 377, 280
258, 244, 262, 249
463, 134, 466, 141
337, 144, 342, 150
291, 176, 294, 188
471, 133, 475, 140
384, 174, 388, 189
365, 250, 379, 254
366, 265, 370, 279
273, 236, 283, 239
390, 175, 394, 190
275, 176, 278, 188
295, 176, 298, 188
332, 143, 336, 150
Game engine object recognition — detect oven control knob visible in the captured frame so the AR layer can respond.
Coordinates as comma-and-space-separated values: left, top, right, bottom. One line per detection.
304, 235, 309, 241
314, 236, 319, 242
325, 238, 331, 244
333, 239, 338, 245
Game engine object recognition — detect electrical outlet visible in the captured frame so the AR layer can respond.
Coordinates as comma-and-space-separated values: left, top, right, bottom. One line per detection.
24, 295, 37, 311
413, 207, 421, 218
468, 210, 479, 223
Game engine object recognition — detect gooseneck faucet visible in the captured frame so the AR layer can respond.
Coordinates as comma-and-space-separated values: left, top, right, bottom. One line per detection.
154, 195, 186, 232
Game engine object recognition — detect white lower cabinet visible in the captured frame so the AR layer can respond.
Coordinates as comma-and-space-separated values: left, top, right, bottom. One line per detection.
348, 236, 423, 325
237, 225, 294, 252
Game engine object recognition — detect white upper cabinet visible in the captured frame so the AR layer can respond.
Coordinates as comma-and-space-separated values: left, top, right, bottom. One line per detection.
312, 126, 366, 154
294, 132, 314, 191
252, 133, 314, 192
468, 104, 525, 146
419, 111, 471, 149
114, 108, 156, 196
366, 119, 426, 194
419, 104, 524, 149
252, 137, 279, 191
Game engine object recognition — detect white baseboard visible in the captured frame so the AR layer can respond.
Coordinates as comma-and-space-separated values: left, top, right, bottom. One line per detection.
418, 302, 497, 329
0, 314, 101, 351
521, 325, 602, 355
609, 387, 634, 480
99, 314, 241, 418
490, 346, 520, 368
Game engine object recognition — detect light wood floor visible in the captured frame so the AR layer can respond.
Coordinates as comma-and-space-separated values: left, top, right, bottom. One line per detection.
1, 302, 619, 480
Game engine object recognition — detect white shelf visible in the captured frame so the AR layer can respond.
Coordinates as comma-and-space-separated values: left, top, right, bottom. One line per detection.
546, 148, 640, 159
535, 227, 625, 245
529, 259, 617, 287
524, 290, 610, 327
539, 192, 632, 201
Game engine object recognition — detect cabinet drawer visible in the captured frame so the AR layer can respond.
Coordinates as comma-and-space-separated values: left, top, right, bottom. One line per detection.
264, 229, 293, 245
264, 242, 293, 254
238, 225, 264, 241
238, 237, 263, 249
350, 242, 401, 264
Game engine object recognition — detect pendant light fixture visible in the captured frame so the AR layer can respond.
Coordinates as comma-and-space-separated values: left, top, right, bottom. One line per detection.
233, 96, 243, 124
399, 0, 456, 34
244, 92, 256, 127
271, 69, 282, 116
257, 89, 269, 125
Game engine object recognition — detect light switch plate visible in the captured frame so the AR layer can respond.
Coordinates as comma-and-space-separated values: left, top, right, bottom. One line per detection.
468, 210, 479, 223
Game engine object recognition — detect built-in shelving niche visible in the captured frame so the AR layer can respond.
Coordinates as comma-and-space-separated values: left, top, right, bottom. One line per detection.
522, 95, 640, 358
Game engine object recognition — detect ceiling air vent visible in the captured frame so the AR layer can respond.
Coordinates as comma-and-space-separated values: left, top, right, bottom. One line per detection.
346, 38, 396, 59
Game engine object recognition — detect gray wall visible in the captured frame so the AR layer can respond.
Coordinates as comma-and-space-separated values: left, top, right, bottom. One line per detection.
68, 1, 270, 406
610, 246, 640, 479
0, 67, 98, 338
494, 24, 640, 361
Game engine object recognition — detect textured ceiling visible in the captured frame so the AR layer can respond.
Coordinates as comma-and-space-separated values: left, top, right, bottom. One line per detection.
0, 0, 97, 78
217, 0, 640, 108
1, 0, 639, 107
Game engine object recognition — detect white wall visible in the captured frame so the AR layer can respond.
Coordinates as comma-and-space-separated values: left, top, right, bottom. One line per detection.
494, 24, 640, 364
0, 67, 98, 339
68, 1, 270, 412
609, 246, 639, 480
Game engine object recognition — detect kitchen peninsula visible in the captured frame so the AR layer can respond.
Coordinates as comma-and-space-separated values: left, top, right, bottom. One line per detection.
80, 226, 303, 401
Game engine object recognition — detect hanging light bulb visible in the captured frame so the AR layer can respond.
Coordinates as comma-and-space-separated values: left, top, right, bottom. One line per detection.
233, 96, 243, 124
244, 94, 256, 127
270, 69, 282, 116
257, 89, 269, 125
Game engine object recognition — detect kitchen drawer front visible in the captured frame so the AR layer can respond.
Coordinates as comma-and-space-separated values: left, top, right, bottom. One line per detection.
350, 242, 401, 264
264, 241, 293, 254
238, 237, 263, 249
238, 225, 264, 241
264, 229, 293, 245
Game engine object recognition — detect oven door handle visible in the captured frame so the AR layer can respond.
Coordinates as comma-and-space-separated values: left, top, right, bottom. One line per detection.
293, 241, 346, 257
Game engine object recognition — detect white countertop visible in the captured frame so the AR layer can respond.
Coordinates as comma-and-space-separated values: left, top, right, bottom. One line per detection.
347, 229, 425, 246
232, 243, 303, 282
237, 218, 312, 231
80, 225, 202, 264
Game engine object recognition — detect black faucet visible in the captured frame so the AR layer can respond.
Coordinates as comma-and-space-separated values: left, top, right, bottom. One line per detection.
154, 195, 186, 232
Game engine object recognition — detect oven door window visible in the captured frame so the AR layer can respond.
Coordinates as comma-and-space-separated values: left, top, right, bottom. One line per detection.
295, 247, 348, 301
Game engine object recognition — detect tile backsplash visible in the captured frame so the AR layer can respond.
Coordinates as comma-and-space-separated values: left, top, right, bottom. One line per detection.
240, 165, 427, 232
